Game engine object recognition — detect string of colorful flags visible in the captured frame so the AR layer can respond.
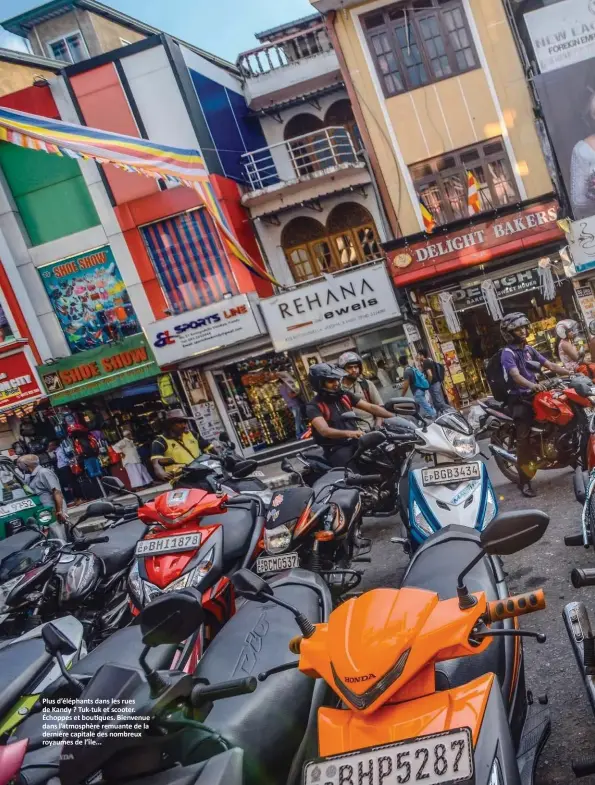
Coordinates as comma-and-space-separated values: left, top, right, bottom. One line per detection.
0, 105, 281, 287
419, 170, 482, 235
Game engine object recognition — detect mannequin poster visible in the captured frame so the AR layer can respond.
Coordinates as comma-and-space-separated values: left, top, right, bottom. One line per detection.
39, 246, 140, 354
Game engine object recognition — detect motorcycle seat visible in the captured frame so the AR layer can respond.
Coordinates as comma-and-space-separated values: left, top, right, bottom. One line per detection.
0, 529, 43, 564
89, 519, 146, 574
402, 525, 507, 697
194, 569, 332, 785
9, 626, 178, 749
207, 503, 259, 567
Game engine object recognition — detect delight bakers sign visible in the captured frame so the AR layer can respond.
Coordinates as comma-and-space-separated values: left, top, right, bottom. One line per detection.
387, 200, 562, 286
261, 264, 400, 352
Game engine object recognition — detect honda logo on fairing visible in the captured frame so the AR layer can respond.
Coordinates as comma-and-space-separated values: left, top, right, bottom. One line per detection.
344, 673, 376, 683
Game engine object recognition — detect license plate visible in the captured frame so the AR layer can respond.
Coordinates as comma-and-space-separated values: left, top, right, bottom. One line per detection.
421, 463, 481, 486
136, 533, 202, 556
255, 552, 299, 574
0, 499, 35, 517
303, 727, 473, 785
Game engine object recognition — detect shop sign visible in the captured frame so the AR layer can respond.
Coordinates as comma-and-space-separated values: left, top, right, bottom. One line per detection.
403, 323, 421, 343
568, 215, 595, 272
426, 268, 542, 313
146, 294, 263, 366
261, 264, 400, 352
38, 246, 141, 355
0, 352, 43, 410
525, 0, 595, 73
38, 334, 158, 405
191, 402, 224, 442
575, 284, 595, 328
388, 201, 561, 284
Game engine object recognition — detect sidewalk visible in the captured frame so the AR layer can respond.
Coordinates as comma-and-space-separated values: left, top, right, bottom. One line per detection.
68, 460, 291, 523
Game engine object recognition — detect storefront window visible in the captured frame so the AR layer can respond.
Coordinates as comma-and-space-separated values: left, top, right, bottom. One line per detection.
213, 353, 305, 453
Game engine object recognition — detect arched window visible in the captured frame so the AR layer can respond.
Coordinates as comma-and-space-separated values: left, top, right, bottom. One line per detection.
283, 114, 328, 177
325, 99, 361, 150
281, 204, 382, 283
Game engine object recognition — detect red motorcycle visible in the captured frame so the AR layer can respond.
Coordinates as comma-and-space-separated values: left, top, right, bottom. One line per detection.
129, 488, 265, 671
480, 375, 595, 483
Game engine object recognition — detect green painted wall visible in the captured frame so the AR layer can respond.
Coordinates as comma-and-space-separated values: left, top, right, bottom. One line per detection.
0, 142, 100, 246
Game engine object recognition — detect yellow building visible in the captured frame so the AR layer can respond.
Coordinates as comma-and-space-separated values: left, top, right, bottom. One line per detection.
0, 48, 61, 98
314, 0, 577, 406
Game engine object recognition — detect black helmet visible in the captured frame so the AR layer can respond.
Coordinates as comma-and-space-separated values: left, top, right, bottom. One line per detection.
308, 363, 347, 398
337, 351, 363, 371
500, 312, 530, 343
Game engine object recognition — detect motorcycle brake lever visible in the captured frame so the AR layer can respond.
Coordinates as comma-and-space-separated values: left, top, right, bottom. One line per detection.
257, 661, 299, 682
470, 628, 546, 644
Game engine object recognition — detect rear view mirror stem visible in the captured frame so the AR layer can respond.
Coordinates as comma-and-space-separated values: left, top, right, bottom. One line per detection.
456, 549, 486, 610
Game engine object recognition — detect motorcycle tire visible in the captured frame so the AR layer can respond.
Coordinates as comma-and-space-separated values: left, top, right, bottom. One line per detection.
588, 487, 595, 548
490, 430, 519, 484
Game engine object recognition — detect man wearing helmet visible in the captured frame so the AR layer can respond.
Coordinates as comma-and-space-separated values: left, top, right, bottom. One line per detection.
305, 363, 393, 467
500, 312, 567, 497
337, 351, 384, 429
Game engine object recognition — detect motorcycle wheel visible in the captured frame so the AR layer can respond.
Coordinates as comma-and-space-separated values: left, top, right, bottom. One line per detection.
588, 487, 595, 548
491, 430, 519, 484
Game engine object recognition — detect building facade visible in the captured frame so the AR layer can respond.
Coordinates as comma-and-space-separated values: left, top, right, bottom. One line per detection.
312, 0, 580, 406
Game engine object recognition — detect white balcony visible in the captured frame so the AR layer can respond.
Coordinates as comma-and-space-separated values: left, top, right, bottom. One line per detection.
237, 25, 342, 109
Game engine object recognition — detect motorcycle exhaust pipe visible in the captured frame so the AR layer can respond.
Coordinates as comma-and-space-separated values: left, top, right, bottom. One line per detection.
489, 444, 517, 464
563, 602, 595, 718
574, 466, 588, 506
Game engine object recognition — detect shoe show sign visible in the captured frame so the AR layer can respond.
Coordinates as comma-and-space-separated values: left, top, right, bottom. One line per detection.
260, 263, 400, 352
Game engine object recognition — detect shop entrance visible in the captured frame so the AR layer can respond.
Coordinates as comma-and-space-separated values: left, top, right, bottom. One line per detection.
212, 353, 306, 454
424, 277, 582, 407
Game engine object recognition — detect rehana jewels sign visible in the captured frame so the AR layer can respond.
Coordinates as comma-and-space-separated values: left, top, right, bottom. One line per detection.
260, 264, 400, 352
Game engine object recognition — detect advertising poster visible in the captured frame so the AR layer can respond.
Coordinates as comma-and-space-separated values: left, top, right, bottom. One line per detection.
39, 246, 140, 354
535, 59, 595, 220
525, 0, 595, 73
0, 351, 43, 410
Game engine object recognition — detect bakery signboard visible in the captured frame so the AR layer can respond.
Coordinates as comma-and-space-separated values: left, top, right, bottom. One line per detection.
387, 200, 562, 286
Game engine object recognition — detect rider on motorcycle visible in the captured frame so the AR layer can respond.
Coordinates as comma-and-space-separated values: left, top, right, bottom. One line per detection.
500, 312, 567, 498
305, 363, 393, 468
556, 318, 585, 373
337, 351, 384, 429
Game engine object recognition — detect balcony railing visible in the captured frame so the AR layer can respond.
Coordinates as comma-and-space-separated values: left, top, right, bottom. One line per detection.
237, 24, 333, 78
241, 126, 359, 192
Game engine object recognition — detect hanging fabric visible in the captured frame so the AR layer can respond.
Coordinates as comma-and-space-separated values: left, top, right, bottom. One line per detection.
0, 105, 281, 287
481, 279, 504, 321
538, 257, 557, 301
438, 291, 461, 333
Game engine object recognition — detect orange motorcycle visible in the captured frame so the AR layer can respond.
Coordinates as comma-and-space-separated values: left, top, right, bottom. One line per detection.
233, 509, 551, 785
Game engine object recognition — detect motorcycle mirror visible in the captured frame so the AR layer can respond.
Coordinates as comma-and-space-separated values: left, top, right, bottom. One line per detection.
219, 431, 231, 443
385, 398, 419, 416
233, 460, 258, 479
140, 588, 206, 646
42, 622, 78, 657
281, 458, 294, 473
480, 509, 550, 556
84, 501, 117, 518
231, 569, 274, 602
102, 476, 125, 493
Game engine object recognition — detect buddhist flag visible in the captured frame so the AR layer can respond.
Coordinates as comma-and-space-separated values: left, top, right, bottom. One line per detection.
467, 170, 481, 215
420, 200, 435, 234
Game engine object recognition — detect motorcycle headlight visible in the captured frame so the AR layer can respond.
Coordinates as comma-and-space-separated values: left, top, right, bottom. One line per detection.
142, 580, 162, 604
444, 427, 478, 458
412, 500, 434, 536
38, 511, 53, 525
164, 547, 215, 592
480, 488, 497, 531
488, 758, 503, 785
264, 524, 292, 554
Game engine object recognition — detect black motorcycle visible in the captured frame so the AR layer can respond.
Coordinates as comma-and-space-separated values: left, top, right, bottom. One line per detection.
0, 500, 144, 646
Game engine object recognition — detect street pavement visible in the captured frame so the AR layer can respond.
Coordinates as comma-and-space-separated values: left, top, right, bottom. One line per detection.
359, 454, 595, 785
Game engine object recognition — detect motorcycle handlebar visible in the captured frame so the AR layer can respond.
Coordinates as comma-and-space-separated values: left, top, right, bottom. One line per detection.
345, 473, 384, 486
485, 589, 546, 622
72, 535, 110, 550
190, 677, 257, 705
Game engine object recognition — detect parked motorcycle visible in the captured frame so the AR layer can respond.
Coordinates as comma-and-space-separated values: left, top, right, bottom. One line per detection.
395, 408, 498, 550
129, 488, 266, 668
481, 375, 595, 483
0, 500, 145, 645
15, 567, 333, 785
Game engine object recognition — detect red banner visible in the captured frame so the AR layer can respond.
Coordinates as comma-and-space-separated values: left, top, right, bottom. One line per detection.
0, 351, 43, 410
388, 200, 563, 285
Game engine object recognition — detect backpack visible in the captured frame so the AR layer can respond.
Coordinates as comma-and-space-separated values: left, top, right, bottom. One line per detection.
358, 378, 372, 403
316, 394, 353, 422
411, 367, 429, 390
434, 362, 446, 383
74, 433, 100, 458
486, 348, 512, 403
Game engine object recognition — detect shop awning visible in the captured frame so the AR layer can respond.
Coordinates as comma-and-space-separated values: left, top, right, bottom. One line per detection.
36, 334, 160, 406
0, 105, 280, 287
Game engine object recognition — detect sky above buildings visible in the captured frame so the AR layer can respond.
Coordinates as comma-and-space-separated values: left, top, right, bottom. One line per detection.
0, 0, 315, 61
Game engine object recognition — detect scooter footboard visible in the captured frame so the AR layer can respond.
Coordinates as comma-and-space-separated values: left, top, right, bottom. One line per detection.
563, 601, 595, 717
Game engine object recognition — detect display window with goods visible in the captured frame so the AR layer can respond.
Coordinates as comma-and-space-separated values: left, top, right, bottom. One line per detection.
212, 353, 307, 454
416, 265, 583, 408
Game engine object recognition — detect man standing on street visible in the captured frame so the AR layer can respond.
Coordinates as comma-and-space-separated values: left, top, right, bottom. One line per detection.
418, 348, 449, 414
18, 454, 69, 539
337, 352, 385, 428
399, 354, 436, 419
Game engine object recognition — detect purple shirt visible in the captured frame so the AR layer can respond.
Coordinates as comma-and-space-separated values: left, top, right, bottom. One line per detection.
501, 345, 546, 396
